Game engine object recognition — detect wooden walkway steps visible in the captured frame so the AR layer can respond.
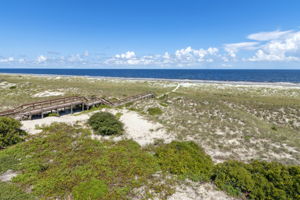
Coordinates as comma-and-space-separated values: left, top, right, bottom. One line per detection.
0, 92, 155, 120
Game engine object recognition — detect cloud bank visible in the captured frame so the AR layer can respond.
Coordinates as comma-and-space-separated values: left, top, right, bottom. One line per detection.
1, 29, 300, 68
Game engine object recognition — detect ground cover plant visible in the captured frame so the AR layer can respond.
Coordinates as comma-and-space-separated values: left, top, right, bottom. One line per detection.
0, 117, 27, 149
0, 123, 164, 200
134, 84, 300, 165
155, 141, 213, 182
0, 182, 34, 200
212, 160, 300, 200
88, 112, 124, 135
147, 107, 163, 115
0, 122, 299, 199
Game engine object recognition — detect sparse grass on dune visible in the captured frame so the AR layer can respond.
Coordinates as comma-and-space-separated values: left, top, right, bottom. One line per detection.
2, 74, 299, 163
0, 74, 169, 110
133, 84, 300, 165
1, 74, 299, 165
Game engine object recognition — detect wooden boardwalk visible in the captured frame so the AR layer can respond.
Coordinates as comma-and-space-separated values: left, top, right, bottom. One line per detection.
0, 93, 154, 120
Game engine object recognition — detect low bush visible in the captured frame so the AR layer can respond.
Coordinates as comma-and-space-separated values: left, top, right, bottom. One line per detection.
155, 141, 213, 181
0, 117, 27, 149
1, 123, 160, 199
212, 160, 300, 199
72, 178, 108, 200
0, 182, 34, 200
147, 107, 163, 115
115, 112, 123, 119
212, 161, 255, 197
48, 113, 59, 117
88, 112, 124, 135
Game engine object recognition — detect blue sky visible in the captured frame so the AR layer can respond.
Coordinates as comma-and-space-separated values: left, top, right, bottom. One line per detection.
1, 0, 300, 68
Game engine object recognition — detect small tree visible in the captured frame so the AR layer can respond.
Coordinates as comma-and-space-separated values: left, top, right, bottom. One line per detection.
88, 112, 124, 136
0, 117, 27, 149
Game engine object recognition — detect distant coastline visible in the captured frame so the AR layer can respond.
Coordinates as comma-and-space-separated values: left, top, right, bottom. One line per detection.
0, 68, 300, 84
1, 71, 300, 88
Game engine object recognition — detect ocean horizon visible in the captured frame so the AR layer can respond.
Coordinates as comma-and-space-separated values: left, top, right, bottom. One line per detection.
0, 68, 300, 83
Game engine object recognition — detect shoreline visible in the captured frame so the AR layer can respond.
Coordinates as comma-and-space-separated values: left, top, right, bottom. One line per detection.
1, 72, 300, 88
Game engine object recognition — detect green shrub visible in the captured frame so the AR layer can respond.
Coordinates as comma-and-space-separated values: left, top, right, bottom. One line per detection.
115, 112, 123, 119
0, 117, 27, 149
147, 107, 163, 115
0, 123, 160, 199
212, 161, 255, 197
72, 178, 108, 200
246, 161, 300, 200
48, 113, 59, 117
0, 182, 35, 200
88, 112, 124, 136
155, 141, 213, 181
212, 160, 300, 199
271, 125, 277, 131
159, 102, 168, 107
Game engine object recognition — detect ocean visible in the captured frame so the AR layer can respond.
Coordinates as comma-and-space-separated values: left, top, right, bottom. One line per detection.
0, 68, 300, 83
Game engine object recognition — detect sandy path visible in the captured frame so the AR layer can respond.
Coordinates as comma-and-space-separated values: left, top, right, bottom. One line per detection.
118, 110, 174, 146
21, 109, 174, 146
168, 182, 238, 200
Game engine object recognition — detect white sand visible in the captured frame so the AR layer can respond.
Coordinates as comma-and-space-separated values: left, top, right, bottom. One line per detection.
0, 81, 16, 89
21, 109, 174, 146
21, 113, 92, 135
0, 170, 19, 182
168, 182, 238, 200
118, 110, 174, 146
32, 91, 64, 97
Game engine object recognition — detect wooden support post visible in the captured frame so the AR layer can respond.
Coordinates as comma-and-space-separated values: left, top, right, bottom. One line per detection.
82, 103, 84, 111
71, 105, 73, 114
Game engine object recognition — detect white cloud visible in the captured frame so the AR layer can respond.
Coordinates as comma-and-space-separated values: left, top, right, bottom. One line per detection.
249, 31, 300, 61
248, 30, 292, 41
115, 51, 136, 59
224, 42, 258, 58
18, 58, 25, 63
174, 47, 219, 64
0, 57, 14, 63
36, 55, 47, 63
83, 50, 89, 57
67, 54, 83, 62
105, 47, 220, 66
3, 29, 300, 68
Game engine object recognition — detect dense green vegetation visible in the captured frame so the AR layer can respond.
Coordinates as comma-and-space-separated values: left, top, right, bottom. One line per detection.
155, 141, 213, 182
147, 107, 163, 115
0, 123, 299, 199
0, 182, 34, 200
48, 112, 60, 117
0, 117, 27, 149
212, 160, 300, 199
88, 112, 124, 135
0, 123, 161, 199
72, 178, 108, 200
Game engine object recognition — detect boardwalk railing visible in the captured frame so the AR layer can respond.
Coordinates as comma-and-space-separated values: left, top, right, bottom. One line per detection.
112, 93, 155, 106
0, 92, 154, 120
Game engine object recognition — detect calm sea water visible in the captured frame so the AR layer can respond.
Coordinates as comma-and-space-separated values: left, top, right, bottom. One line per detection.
0, 68, 300, 83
